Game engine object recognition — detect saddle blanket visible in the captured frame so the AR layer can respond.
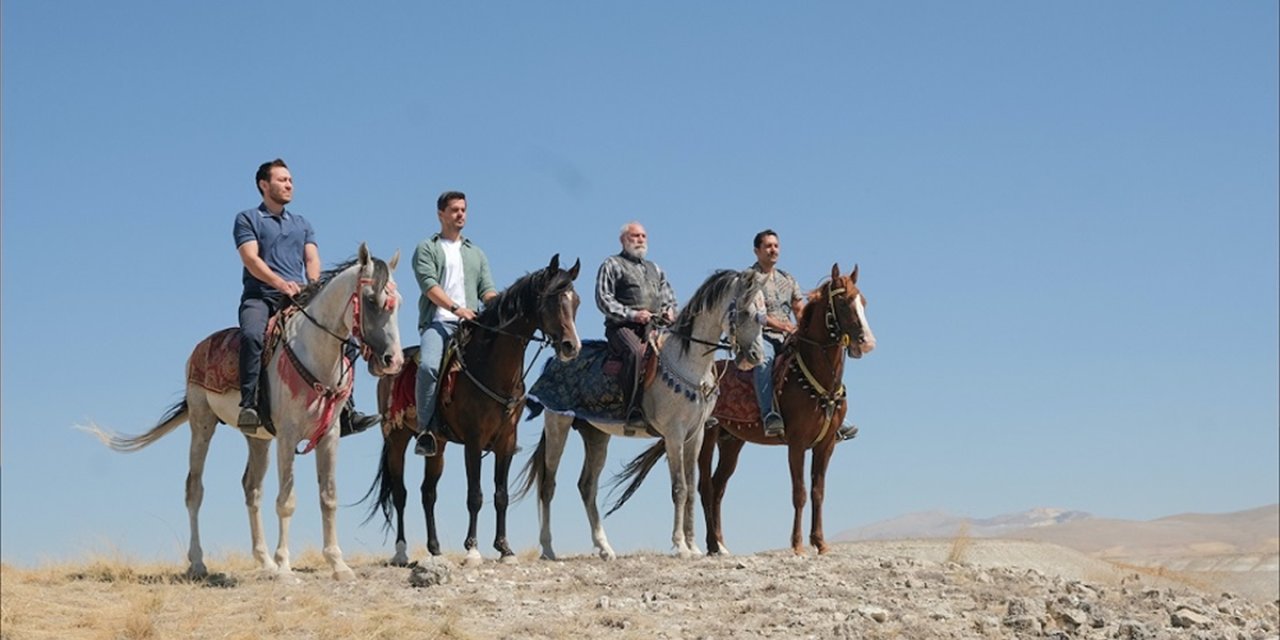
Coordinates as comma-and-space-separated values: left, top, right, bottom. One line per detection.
710, 360, 763, 426
187, 328, 241, 395
527, 340, 629, 423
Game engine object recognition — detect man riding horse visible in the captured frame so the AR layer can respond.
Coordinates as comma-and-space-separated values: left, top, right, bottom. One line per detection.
233, 158, 378, 436
412, 190, 499, 457
748, 229, 856, 441
595, 221, 678, 424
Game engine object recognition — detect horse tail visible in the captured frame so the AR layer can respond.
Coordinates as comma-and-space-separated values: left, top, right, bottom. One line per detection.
358, 438, 397, 532
81, 398, 189, 453
605, 439, 667, 517
512, 430, 547, 502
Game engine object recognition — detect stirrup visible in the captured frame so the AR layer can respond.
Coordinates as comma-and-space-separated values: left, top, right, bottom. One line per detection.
414, 432, 440, 457
763, 412, 785, 437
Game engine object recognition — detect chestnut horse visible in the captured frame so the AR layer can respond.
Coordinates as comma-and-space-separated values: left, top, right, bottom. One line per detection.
364, 254, 581, 565
84, 244, 405, 580
612, 264, 874, 555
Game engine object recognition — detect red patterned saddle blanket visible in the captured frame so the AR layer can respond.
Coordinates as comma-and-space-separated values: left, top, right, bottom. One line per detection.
186, 313, 291, 395
383, 344, 463, 430
710, 353, 793, 425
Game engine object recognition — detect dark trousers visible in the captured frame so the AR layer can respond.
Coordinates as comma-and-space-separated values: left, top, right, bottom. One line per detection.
606, 322, 648, 410
238, 293, 284, 409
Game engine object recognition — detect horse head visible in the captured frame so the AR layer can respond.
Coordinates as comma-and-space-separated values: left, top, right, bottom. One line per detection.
353, 242, 406, 376
727, 269, 768, 370
536, 253, 582, 362
826, 263, 876, 359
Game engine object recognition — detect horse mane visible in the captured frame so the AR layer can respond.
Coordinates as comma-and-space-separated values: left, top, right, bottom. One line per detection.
670, 269, 742, 354
800, 278, 836, 322
289, 256, 389, 309
474, 264, 574, 328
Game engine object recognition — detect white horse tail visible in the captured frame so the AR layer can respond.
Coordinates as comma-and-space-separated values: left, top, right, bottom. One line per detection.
512, 430, 549, 502
605, 439, 667, 517
82, 399, 189, 453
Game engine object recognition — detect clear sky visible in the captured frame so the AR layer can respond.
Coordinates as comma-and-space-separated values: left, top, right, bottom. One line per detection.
3, 2, 1276, 567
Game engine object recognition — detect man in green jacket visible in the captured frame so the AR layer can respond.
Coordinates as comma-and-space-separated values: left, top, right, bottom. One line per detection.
412, 191, 498, 456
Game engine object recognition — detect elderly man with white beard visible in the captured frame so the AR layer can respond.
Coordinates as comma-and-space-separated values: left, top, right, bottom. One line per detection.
595, 221, 678, 424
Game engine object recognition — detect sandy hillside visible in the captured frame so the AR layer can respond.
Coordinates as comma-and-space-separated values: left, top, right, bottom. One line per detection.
3, 539, 1277, 640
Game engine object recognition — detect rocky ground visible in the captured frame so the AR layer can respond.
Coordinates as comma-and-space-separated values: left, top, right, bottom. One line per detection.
2, 539, 1277, 639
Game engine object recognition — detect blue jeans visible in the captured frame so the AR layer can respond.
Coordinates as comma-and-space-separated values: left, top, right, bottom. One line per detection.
416, 320, 458, 432
238, 292, 284, 409
753, 336, 785, 418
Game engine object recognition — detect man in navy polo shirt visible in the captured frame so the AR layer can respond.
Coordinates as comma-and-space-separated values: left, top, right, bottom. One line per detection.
233, 158, 378, 436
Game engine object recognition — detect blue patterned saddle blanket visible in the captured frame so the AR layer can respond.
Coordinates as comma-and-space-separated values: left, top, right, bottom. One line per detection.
527, 340, 629, 423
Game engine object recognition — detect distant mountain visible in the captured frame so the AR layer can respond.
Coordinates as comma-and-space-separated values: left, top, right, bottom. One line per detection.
834, 507, 1093, 541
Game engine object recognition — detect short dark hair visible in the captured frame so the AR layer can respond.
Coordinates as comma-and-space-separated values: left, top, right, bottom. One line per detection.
437, 191, 466, 212
255, 158, 288, 195
753, 229, 778, 249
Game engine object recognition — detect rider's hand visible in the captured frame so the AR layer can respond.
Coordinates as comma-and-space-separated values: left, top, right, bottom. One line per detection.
662, 309, 676, 324
633, 309, 653, 325
456, 307, 479, 322
280, 281, 303, 297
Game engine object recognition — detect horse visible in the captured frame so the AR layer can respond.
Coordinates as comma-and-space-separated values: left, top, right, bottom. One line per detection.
516, 268, 767, 560
83, 243, 405, 581
364, 254, 582, 565
613, 263, 875, 556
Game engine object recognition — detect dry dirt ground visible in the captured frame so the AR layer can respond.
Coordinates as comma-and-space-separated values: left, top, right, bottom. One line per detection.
2, 540, 1277, 640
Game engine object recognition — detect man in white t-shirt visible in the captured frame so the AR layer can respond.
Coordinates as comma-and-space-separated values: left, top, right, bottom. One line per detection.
411, 191, 498, 456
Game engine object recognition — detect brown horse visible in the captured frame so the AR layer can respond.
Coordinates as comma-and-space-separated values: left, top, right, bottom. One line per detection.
364, 254, 581, 565
612, 264, 874, 556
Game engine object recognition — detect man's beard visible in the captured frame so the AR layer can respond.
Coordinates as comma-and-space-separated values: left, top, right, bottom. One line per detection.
623, 243, 647, 260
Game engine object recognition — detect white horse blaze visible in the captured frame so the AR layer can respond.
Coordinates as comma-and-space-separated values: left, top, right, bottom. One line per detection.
854, 295, 876, 353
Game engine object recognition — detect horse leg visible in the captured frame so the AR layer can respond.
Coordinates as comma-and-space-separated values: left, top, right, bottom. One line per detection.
662, 435, 694, 558
707, 434, 746, 556
680, 426, 705, 556
314, 429, 354, 580
787, 444, 808, 555
809, 440, 837, 554
273, 436, 299, 576
536, 414, 572, 561
492, 440, 517, 561
421, 454, 445, 556
241, 433, 275, 573
462, 441, 485, 565
697, 423, 718, 554
388, 426, 412, 566
184, 392, 218, 579
576, 424, 616, 561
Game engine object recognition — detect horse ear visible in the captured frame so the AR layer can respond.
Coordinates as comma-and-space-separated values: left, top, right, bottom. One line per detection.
831, 263, 840, 280
358, 242, 371, 265
568, 258, 581, 280
548, 253, 560, 271
849, 264, 859, 284
388, 249, 401, 271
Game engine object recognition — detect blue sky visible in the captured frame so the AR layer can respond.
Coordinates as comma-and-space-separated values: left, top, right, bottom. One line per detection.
3, 2, 1276, 567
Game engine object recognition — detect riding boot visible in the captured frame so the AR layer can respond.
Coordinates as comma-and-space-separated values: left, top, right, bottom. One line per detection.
339, 397, 381, 437
836, 422, 859, 441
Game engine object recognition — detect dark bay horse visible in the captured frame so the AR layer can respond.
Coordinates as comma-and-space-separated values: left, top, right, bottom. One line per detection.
85, 244, 405, 580
365, 254, 581, 565
613, 264, 874, 556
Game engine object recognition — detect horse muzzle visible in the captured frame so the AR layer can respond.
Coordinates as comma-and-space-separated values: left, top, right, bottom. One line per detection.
556, 337, 582, 362
368, 349, 405, 376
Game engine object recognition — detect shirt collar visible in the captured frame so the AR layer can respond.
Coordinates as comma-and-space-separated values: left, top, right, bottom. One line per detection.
431, 233, 470, 246
258, 203, 290, 219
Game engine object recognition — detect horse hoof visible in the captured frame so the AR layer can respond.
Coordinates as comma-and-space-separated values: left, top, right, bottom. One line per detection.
333, 567, 356, 581
186, 564, 209, 580
499, 554, 519, 565
599, 549, 617, 562
463, 550, 483, 567
539, 551, 558, 561
389, 554, 409, 568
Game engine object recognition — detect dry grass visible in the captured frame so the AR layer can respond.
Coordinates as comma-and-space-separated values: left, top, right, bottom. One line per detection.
947, 521, 972, 564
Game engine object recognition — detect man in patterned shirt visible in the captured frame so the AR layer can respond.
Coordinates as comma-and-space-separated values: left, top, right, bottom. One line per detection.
596, 222, 678, 423
747, 229, 804, 437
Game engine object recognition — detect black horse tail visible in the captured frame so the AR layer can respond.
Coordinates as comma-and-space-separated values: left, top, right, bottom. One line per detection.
358, 438, 397, 533
605, 439, 667, 517
81, 398, 189, 453
512, 431, 548, 502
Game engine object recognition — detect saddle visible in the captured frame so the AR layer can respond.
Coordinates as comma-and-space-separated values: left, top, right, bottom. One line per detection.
380, 337, 464, 435
186, 309, 295, 433
709, 351, 794, 427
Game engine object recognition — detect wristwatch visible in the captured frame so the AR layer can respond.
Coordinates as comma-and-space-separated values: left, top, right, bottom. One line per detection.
449, 302, 460, 313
